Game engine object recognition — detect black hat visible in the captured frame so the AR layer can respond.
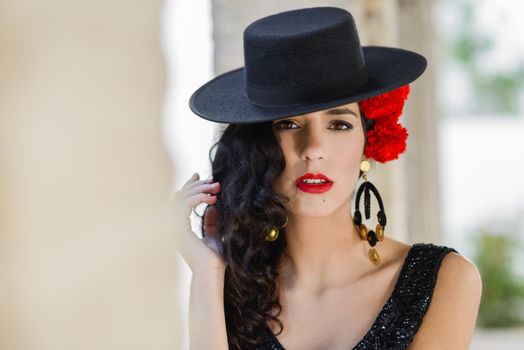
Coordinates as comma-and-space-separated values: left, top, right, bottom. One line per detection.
189, 6, 427, 124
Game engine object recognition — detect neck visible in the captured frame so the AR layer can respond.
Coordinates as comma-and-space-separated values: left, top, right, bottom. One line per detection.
277, 200, 368, 296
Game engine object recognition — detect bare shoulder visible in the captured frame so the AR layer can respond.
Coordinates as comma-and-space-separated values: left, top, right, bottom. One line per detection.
380, 237, 412, 266
408, 249, 483, 350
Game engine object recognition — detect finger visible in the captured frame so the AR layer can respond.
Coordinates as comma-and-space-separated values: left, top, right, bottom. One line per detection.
171, 176, 213, 205
181, 175, 214, 192
182, 172, 199, 187
171, 173, 199, 204
176, 192, 218, 221
171, 187, 216, 217
172, 183, 219, 210
181, 173, 198, 190
184, 182, 221, 198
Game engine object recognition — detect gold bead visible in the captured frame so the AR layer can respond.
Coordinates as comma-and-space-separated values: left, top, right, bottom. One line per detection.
368, 248, 380, 265
359, 224, 368, 240
265, 227, 279, 241
233, 223, 239, 232
376, 224, 384, 241
360, 159, 370, 172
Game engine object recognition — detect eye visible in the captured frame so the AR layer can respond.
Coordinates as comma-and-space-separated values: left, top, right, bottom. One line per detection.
272, 120, 353, 132
272, 120, 299, 130
330, 120, 353, 132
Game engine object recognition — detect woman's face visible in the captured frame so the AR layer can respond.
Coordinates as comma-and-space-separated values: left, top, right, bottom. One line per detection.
271, 102, 365, 216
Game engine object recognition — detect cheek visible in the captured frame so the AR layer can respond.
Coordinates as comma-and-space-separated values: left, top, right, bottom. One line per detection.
274, 152, 298, 192
271, 138, 293, 191
330, 137, 365, 191
335, 151, 361, 186
332, 133, 364, 163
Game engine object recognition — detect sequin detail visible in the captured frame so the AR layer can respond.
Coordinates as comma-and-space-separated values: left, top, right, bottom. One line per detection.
259, 243, 458, 350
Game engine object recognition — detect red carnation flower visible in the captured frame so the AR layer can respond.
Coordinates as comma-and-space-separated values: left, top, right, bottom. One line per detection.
358, 84, 411, 163
363, 118, 408, 163
359, 84, 410, 120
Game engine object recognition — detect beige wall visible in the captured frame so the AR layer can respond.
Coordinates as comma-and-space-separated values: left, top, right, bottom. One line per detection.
0, 1, 181, 349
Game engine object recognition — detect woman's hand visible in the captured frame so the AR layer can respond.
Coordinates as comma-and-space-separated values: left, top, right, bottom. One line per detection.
171, 172, 226, 275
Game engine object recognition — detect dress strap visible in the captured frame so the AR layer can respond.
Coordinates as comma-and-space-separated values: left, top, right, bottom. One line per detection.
354, 242, 459, 349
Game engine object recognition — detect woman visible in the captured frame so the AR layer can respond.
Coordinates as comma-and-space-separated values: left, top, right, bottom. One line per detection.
172, 7, 482, 350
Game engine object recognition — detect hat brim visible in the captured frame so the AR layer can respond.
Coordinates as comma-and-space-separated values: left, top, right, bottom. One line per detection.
189, 46, 427, 124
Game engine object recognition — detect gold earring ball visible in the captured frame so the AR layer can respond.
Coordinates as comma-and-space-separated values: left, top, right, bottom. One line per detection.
265, 227, 279, 241
360, 159, 370, 172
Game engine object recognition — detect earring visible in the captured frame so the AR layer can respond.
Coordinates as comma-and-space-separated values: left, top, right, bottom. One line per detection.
265, 214, 288, 241
353, 159, 387, 265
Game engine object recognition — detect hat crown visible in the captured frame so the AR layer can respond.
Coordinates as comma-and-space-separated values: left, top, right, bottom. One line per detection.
243, 7, 368, 107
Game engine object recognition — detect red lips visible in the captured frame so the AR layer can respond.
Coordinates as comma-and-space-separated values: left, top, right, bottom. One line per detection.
295, 173, 333, 194
296, 173, 333, 183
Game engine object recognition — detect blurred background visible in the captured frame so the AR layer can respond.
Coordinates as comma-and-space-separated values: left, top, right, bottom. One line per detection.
1, 0, 523, 349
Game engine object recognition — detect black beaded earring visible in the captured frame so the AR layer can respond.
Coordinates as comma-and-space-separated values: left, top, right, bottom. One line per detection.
353, 159, 387, 265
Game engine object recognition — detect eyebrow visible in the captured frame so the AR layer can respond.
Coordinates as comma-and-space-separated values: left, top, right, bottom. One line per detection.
273, 107, 358, 124
324, 107, 358, 117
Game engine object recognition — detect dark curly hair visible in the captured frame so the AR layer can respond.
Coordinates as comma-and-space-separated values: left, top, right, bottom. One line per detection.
198, 105, 372, 349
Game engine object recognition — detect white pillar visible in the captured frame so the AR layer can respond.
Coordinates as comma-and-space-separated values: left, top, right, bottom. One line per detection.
398, 0, 442, 243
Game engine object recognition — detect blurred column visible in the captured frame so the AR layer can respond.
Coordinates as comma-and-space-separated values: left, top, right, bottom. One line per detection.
0, 1, 180, 350
398, 0, 442, 243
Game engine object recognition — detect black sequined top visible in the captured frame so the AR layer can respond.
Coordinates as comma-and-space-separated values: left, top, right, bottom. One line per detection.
259, 242, 459, 350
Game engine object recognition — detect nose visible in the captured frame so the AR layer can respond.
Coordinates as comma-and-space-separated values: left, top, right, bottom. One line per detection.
300, 125, 325, 161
